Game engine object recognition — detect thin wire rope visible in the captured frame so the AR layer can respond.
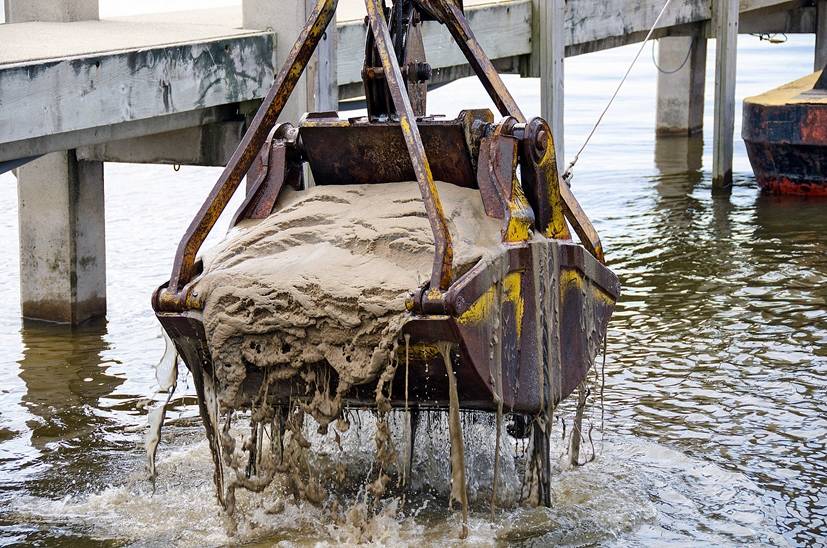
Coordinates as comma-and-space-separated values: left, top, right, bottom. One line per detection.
651, 36, 693, 74
563, 0, 675, 181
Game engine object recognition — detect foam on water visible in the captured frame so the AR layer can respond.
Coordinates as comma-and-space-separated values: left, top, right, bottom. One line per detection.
10, 419, 786, 546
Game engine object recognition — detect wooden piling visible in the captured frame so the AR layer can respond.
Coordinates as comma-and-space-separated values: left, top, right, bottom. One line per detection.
712, 0, 739, 194
537, 0, 565, 171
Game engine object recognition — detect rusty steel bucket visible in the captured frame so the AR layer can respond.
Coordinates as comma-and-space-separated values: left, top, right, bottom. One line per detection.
151, 0, 620, 505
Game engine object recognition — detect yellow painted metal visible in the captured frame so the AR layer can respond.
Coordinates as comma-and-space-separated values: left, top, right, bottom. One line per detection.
560, 269, 616, 305
502, 271, 524, 339
457, 285, 496, 326
537, 132, 571, 241
505, 181, 534, 243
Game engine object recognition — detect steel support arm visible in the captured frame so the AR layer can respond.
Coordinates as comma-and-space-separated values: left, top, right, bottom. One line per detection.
161, 0, 339, 307
365, 0, 454, 292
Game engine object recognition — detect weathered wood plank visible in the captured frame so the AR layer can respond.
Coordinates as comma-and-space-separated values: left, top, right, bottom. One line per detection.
713, 0, 739, 193
0, 34, 275, 145
540, 0, 565, 167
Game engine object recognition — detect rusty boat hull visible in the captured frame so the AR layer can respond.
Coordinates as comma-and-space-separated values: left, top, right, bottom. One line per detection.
743, 68, 827, 196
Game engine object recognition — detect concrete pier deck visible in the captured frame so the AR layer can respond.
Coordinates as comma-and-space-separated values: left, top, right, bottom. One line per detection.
0, 8, 274, 163
1, 0, 820, 164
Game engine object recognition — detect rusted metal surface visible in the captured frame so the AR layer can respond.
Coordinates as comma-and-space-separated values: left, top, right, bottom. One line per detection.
299, 113, 482, 186
157, 236, 619, 416
403, 12, 429, 116
519, 117, 571, 240
153, 2, 620, 497
743, 69, 827, 196
230, 124, 304, 226
363, 1, 431, 119
559, 183, 605, 262
365, 0, 454, 292
415, 0, 607, 264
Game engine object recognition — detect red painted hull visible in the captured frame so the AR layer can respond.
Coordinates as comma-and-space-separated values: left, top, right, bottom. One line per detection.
742, 70, 827, 197
754, 175, 827, 197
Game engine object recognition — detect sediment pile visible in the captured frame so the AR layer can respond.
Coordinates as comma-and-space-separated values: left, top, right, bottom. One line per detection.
196, 181, 500, 422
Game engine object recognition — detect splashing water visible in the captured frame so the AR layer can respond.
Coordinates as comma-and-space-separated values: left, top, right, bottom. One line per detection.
145, 330, 179, 483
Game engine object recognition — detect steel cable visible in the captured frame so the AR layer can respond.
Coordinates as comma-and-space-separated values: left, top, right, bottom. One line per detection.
563, 0, 675, 182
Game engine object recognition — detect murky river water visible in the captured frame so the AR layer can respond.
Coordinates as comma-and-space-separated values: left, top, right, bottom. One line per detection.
0, 8, 825, 545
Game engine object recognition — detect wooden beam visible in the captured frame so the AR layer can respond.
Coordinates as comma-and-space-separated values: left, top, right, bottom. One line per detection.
539, 0, 565, 169
713, 0, 739, 193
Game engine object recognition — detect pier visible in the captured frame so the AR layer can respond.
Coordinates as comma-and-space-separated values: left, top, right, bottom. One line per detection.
1, 0, 825, 324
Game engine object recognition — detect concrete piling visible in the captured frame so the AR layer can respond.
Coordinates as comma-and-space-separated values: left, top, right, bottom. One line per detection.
9, 0, 106, 324
655, 32, 707, 136
17, 152, 106, 324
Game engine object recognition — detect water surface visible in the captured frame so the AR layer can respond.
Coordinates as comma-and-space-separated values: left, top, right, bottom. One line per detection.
0, 20, 824, 547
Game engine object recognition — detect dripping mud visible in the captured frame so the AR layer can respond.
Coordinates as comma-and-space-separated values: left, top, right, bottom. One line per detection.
158, 182, 513, 536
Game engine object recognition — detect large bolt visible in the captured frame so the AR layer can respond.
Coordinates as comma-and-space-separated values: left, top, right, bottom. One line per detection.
404, 62, 432, 82
536, 129, 549, 152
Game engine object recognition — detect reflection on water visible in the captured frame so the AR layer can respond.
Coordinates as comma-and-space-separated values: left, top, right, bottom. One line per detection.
0, 321, 127, 544
600, 133, 827, 545
19, 321, 120, 452
0, 33, 825, 546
